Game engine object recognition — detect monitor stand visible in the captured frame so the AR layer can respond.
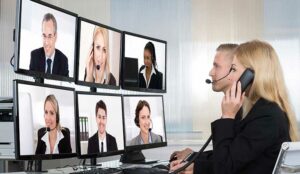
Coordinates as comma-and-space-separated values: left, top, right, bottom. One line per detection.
120, 150, 158, 164
34, 77, 44, 84
90, 87, 97, 93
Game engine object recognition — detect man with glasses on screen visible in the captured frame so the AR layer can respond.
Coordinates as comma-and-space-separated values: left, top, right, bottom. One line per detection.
29, 13, 69, 77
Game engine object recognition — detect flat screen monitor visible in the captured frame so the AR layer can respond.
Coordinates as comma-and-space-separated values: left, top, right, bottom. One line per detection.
13, 80, 77, 160
75, 92, 125, 159
14, 0, 77, 82
122, 95, 167, 163
122, 32, 167, 93
76, 17, 122, 89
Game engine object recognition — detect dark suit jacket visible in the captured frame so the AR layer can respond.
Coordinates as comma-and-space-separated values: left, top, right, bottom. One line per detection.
139, 65, 163, 90
35, 127, 72, 154
194, 98, 291, 174
29, 47, 69, 76
87, 132, 118, 154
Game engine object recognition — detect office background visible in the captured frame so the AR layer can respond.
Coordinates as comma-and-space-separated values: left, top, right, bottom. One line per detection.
1, 0, 300, 169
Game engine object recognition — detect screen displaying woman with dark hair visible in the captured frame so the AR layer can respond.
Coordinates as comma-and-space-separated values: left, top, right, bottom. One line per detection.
129, 100, 162, 146
35, 94, 72, 154
84, 26, 116, 85
139, 42, 163, 89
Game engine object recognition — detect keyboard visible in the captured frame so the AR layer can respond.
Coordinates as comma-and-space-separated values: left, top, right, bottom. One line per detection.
70, 167, 123, 174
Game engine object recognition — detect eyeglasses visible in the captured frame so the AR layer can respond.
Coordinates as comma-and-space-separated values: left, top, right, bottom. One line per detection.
42, 34, 55, 40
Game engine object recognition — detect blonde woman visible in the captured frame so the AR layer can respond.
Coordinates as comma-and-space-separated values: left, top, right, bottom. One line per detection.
84, 26, 116, 85
171, 40, 298, 174
35, 95, 72, 154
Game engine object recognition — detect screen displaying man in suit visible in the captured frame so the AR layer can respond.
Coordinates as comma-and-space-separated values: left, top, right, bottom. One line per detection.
35, 94, 72, 154
87, 100, 118, 154
29, 13, 69, 76
129, 100, 162, 146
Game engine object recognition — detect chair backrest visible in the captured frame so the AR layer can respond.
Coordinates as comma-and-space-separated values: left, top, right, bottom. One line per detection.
273, 142, 300, 174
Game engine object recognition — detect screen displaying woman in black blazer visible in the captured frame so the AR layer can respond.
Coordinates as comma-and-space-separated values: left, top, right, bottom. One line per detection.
35, 94, 72, 154
138, 41, 163, 90
170, 40, 298, 174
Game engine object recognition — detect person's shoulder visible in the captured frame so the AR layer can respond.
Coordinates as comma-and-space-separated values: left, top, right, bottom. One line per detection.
106, 132, 116, 140
109, 73, 116, 85
154, 68, 162, 76
88, 132, 98, 141
37, 127, 46, 137
55, 49, 68, 59
61, 127, 70, 134
31, 47, 44, 55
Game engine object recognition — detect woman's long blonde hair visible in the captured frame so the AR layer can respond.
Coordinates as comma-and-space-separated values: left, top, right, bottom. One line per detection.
235, 40, 298, 141
93, 26, 111, 84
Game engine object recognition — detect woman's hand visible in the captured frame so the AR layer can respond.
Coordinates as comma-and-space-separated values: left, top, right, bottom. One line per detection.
169, 159, 194, 174
85, 46, 94, 82
222, 81, 245, 119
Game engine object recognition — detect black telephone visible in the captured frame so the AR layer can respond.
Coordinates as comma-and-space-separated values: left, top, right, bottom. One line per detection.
238, 68, 254, 92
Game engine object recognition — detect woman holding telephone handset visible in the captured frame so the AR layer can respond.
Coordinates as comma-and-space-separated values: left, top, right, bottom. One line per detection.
170, 40, 298, 174
84, 26, 116, 85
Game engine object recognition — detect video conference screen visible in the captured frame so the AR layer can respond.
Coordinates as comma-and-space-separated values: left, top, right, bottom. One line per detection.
76, 18, 122, 89
14, 80, 76, 159
123, 95, 167, 149
15, 0, 77, 81
123, 32, 167, 92
76, 92, 124, 157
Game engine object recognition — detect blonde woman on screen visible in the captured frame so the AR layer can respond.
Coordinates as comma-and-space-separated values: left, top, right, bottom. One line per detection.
35, 94, 72, 154
84, 26, 116, 85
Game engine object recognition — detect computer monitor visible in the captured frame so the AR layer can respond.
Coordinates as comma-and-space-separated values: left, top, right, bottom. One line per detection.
121, 95, 167, 163
13, 80, 77, 160
75, 92, 124, 164
14, 0, 78, 82
122, 32, 167, 93
76, 17, 122, 89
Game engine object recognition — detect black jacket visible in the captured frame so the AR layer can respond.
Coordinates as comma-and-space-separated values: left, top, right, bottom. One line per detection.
87, 132, 118, 154
194, 98, 291, 174
138, 65, 163, 90
29, 47, 69, 76
35, 127, 72, 154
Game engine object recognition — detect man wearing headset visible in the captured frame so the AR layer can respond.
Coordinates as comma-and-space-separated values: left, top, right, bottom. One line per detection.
169, 44, 238, 166
128, 100, 163, 146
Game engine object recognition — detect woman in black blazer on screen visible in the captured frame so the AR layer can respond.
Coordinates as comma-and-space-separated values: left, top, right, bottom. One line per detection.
35, 95, 72, 155
170, 40, 298, 174
139, 41, 163, 90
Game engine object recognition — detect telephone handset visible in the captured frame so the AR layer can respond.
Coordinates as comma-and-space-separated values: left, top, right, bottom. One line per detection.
238, 68, 254, 93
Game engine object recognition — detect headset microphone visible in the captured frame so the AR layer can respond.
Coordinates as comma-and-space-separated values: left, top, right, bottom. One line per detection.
46, 127, 50, 132
205, 79, 212, 84
205, 68, 232, 84
96, 65, 100, 70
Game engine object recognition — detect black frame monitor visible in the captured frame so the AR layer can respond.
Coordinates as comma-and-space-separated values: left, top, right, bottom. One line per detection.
75, 91, 125, 158
14, 0, 78, 82
13, 80, 77, 160
76, 17, 122, 90
122, 31, 167, 93
122, 95, 167, 159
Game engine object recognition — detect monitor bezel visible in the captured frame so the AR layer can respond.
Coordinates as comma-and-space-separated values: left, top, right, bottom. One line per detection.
13, 79, 77, 160
14, 0, 78, 82
75, 91, 125, 159
122, 31, 167, 93
122, 95, 167, 152
75, 17, 122, 90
